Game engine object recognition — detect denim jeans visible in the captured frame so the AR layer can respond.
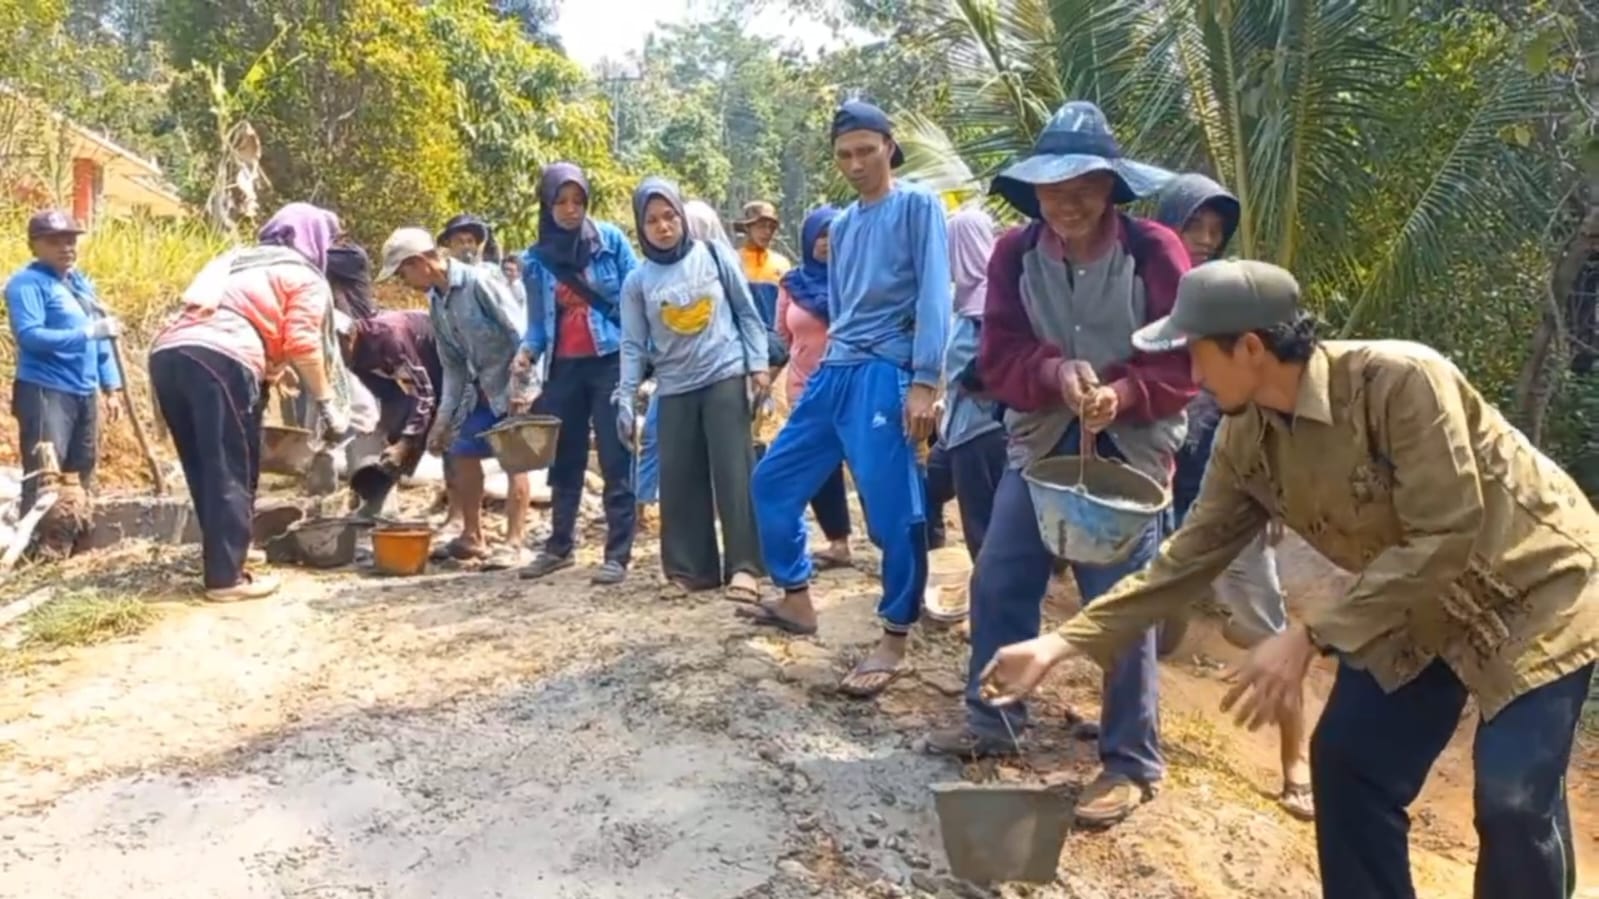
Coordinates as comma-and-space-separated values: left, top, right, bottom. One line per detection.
1312, 659, 1594, 899
964, 423, 1164, 783
536, 353, 636, 565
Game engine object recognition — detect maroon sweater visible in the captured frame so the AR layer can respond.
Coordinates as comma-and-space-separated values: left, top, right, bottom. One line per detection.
978, 214, 1195, 422
346, 310, 442, 442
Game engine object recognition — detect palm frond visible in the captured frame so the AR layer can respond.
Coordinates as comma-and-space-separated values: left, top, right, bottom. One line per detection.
1338, 47, 1554, 335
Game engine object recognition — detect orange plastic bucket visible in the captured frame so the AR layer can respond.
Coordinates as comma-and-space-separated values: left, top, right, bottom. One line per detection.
371, 525, 432, 576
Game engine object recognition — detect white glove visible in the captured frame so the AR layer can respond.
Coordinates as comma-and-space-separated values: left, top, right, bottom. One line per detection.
617, 405, 637, 447
316, 399, 353, 445
83, 317, 121, 340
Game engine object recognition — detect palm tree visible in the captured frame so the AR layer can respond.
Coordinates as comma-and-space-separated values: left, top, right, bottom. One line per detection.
899, 0, 1554, 339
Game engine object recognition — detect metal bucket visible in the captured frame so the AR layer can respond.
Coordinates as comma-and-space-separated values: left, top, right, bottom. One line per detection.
481, 415, 561, 474
261, 425, 317, 476
932, 782, 1070, 885
1022, 455, 1168, 566
287, 517, 369, 569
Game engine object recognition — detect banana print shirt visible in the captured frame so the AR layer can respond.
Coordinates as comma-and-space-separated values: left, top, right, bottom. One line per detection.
1059, 340, 1599, 719
617, 240, 769, 409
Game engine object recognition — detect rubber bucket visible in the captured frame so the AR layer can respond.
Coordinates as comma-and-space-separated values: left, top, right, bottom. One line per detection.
481, 415, 561, 474
1021, 455, 1168, 566
932, 782, 1070, 885
288, 517, 367, 569
371, 524, 432, 576
261, 425, 317, 476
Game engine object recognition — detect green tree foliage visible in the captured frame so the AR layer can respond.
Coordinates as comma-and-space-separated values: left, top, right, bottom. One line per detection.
900, 0, 1563, 417
424, 0, 625, 247
161, 0, 465, 243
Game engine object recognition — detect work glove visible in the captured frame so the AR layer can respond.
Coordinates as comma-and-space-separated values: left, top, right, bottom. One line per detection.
83, 316, 122, 341
315, 398, 353, 446
616, 404, 637, 448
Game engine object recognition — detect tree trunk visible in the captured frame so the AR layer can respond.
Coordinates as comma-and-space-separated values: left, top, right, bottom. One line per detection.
1513, 22, 1598, 444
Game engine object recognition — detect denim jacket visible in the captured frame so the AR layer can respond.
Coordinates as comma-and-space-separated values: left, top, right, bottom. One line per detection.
429, 259, 531, 435
520, 221, 638, 360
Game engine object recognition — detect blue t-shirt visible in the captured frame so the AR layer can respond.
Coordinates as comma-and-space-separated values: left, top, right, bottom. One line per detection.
823, 182, 952, 387
4, 261, 121, 395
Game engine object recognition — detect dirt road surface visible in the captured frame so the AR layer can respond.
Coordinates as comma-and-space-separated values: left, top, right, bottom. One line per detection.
1, 513, 1596, 898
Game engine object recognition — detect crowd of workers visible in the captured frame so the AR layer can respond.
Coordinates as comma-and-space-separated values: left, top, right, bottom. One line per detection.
7, 94, 1596, 899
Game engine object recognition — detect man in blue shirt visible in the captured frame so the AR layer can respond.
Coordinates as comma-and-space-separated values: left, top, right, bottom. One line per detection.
5, 210, 123, 514
743, 100, 952, 698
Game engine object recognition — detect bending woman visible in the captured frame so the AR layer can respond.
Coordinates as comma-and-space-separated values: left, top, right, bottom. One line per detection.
775, 205, 853, 569
618, 178, 770, 600
149, 202, 352, 601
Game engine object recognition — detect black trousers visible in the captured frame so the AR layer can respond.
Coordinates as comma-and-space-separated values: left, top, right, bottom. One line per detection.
150, 346, 264, 590
12, 379, 99, 515
1313, 660, 1594, 899
657, 375, 764, 588
536, 353, 635, 565
925, 439, 953, 550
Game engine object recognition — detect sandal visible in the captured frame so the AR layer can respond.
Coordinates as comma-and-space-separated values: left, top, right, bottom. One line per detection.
481, 546, 528, 572
734, 602, 818, 636
838, 658, 913, 699
725, 574, 761, 604
812, 550, 852, 572
1279, 781, 1316, 821
205, 572, 281, 604
433, 536, 489, 562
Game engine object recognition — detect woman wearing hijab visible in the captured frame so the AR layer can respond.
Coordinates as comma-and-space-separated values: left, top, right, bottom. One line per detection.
775, 205, 853, 569
325, 244, 378, 320
618, 178, 770, 599
149, 202, 353, 602
514, 163, 640, 585
940, 206, 1006, 562
631, 198, 731, 512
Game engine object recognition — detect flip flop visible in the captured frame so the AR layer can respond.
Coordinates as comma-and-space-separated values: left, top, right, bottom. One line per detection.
1279, 781, 1315, 822
734, 602, 818, 636
432, 537, 487, 562
812, 551, 851, 572
837, 658, 914, 699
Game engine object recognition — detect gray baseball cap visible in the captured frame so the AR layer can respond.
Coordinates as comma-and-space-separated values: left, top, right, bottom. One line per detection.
1132, 259, 1301, 352
376, 227, 436, 281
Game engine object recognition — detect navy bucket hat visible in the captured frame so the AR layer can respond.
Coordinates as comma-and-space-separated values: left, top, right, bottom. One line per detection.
991, 101, 1174, 220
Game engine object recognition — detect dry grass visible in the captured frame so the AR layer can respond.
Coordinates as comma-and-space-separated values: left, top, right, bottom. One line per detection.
17, 587, 159, 649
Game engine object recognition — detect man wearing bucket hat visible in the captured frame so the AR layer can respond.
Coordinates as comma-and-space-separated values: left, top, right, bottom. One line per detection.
922, 100, 1193, 830
744, 99, 951, 698
734, 200, 790, 331
981, 260, 1599, 898
437, 213, 503, 267
377, 226, 535, 569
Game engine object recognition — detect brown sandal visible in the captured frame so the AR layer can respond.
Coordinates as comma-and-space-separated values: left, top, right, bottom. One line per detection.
1279, 781, 1315, 821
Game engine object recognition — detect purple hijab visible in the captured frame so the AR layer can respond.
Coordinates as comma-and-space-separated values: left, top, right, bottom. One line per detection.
257, 202, 341, 273
948, 207, 996, 318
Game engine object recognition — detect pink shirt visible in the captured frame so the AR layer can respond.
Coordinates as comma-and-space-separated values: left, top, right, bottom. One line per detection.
152, 263, 331, 380
777, 287, 828, 404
